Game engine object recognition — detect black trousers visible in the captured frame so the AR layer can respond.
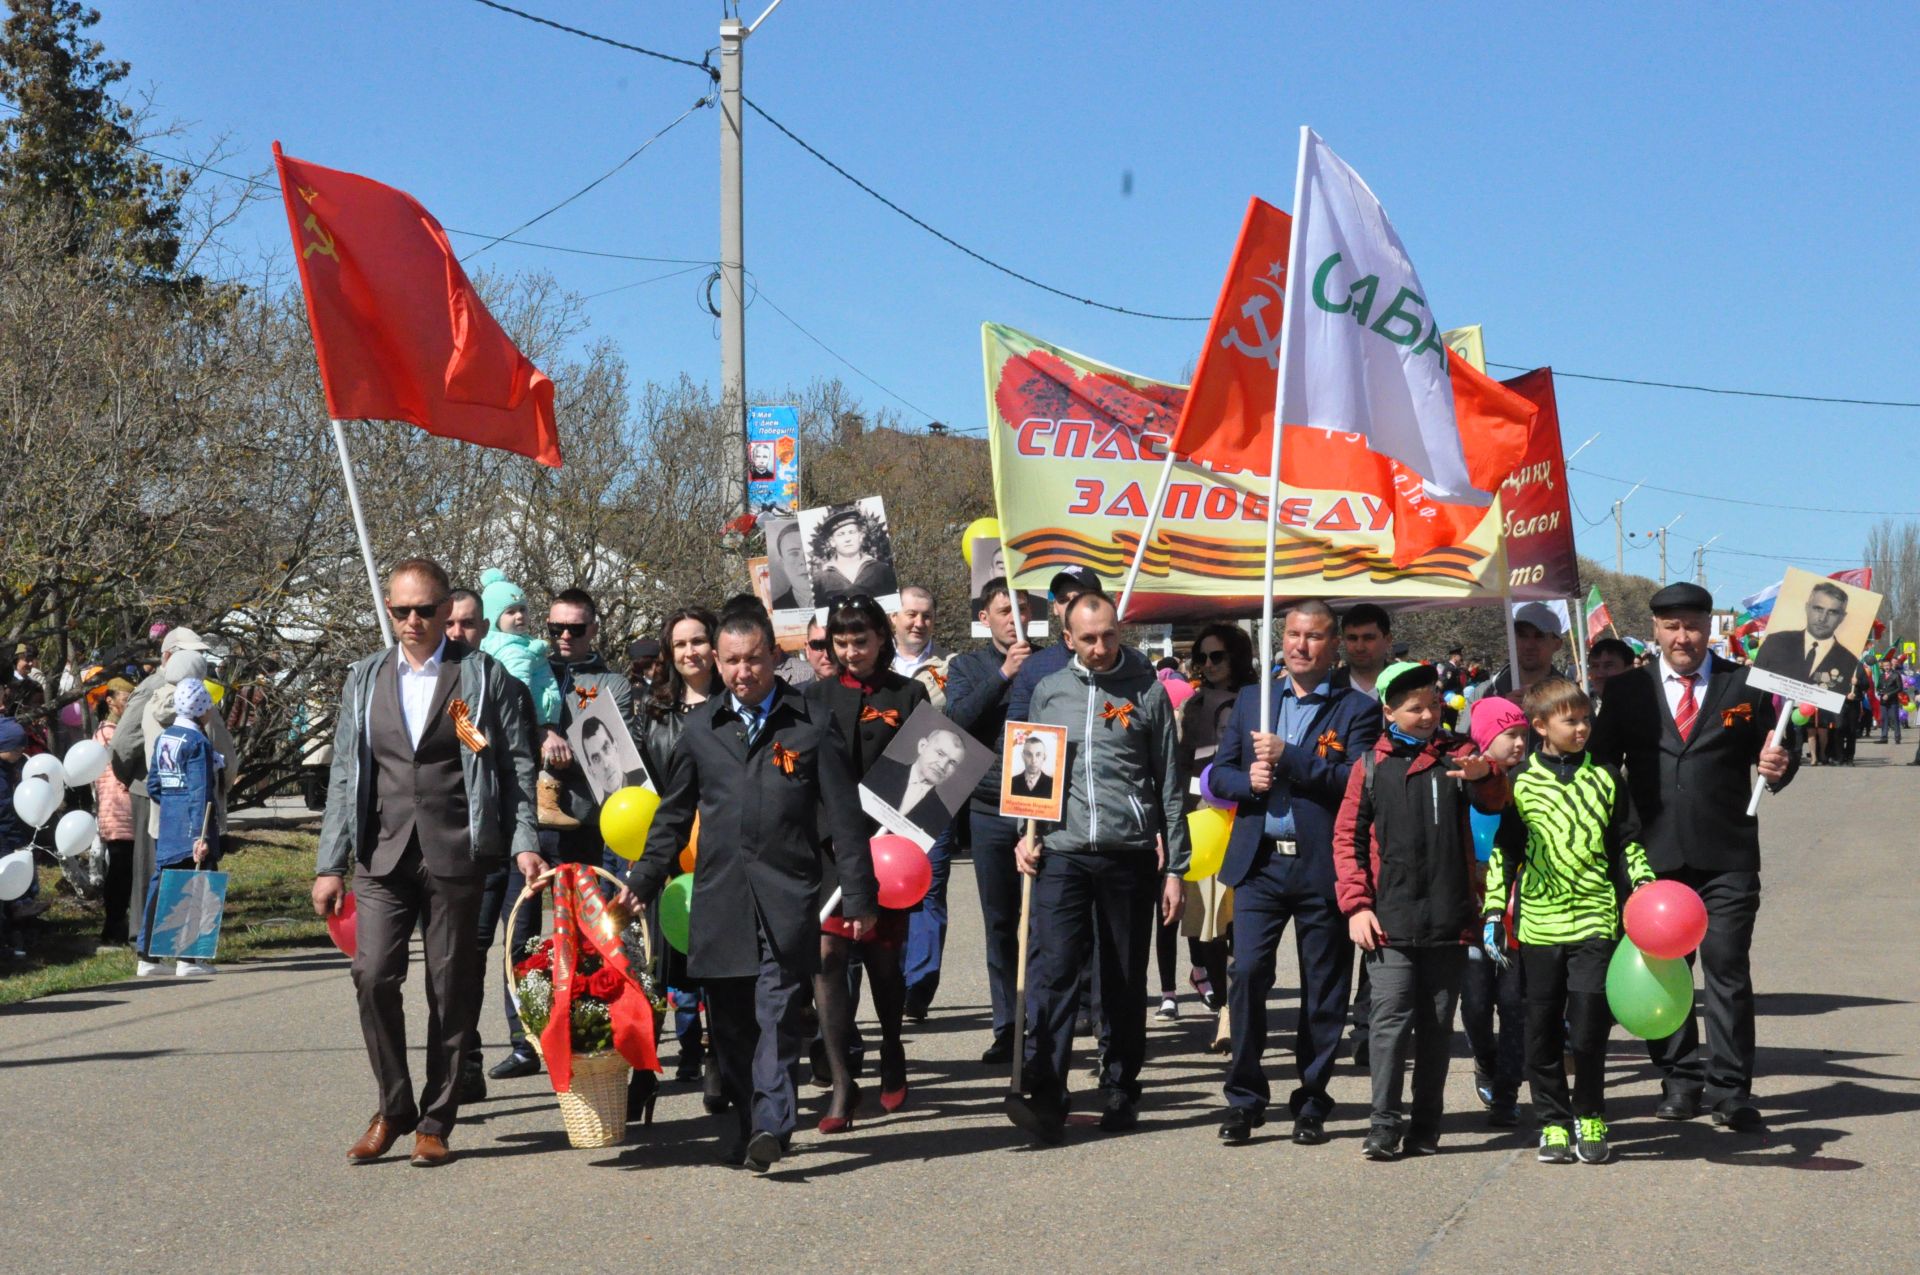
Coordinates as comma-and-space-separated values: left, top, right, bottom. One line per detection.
704, 918, 809, 1140
970, 806, 1024, 1039
1023, 848, 1158, 1109
1648, 867, 1761, 1107
1365, 946, 1465, 1138
1460, 945, 1525, 1101
466, 859, 511, 1068
1224, 856, 1353, 1120
1521, 939, 1612, 1123
100, 837, 135, 945
352, 842, 486, 1138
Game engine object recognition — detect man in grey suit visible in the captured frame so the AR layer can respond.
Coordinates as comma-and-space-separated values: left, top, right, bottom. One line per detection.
627, 608, 877, 1172
312, 557, 545, 1168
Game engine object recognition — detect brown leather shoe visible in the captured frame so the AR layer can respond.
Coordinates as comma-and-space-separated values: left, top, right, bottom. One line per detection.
409, 1132, 453, 1167
347, 1115, 412, 1164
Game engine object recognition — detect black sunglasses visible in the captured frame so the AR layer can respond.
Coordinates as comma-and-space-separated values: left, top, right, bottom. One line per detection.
1194, 649, 1230, 666
807, 639, 831, 652
387, 602, 446, 621
547, 622, 589, 639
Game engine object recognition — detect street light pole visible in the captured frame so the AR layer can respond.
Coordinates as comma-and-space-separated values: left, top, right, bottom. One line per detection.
1694, 534, 1721, 587
1647, 513, 1684, 584
1612, 479, 1644, 574
718, 15, 748, 525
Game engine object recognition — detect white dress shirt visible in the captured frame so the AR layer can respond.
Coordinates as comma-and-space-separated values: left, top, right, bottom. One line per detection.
396, 638, 447, 748
1659, 650, 1713, 718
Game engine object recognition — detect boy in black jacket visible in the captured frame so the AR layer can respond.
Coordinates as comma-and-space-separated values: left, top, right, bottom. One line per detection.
1334, 663, 1510, 1159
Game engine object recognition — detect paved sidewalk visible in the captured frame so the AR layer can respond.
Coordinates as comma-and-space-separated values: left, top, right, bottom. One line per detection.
6, 741, 1919, 1272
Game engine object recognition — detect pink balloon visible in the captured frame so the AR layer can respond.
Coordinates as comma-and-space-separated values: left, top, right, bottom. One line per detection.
1162, 677, 1196, 711
58, 701, 84, 728
870, 835, 932, 909
1623, 880, 1707, 960
326, 891, 358, 958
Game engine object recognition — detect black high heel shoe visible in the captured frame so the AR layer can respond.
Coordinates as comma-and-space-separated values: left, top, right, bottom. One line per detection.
629, 1069, 659, 1125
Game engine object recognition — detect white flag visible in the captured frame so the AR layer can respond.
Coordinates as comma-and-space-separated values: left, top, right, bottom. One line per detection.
1277, 128, 1487, 505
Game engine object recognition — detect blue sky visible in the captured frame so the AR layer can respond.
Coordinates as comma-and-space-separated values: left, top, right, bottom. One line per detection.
94, 0, 1918, 607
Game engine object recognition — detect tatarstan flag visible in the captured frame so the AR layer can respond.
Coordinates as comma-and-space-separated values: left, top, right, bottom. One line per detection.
1586, 584, 1611, 643
273, 143, 561, 467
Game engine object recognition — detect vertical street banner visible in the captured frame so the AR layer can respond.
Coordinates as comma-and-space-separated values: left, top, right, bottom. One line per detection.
747, 404, 801, 514
983, 322, 1510, 622
1496, 368, 1580, 599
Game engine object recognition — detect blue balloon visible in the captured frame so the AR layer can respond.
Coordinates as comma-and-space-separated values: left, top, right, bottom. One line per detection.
1470, 808, 1499, 862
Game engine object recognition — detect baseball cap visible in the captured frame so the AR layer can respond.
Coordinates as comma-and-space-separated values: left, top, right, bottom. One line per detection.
1047, 566, 1104, 601
1511, 603, 1565, 638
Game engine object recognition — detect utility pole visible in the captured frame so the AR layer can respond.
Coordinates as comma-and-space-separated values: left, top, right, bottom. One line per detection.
718, 1, 785, 527
1647, 513, 1684, 584
1612, 479, 1644, 574
1694, 534, 1721, 587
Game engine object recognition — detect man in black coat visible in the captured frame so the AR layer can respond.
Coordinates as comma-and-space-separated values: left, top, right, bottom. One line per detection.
1592, 582, 1794, 1132
626, 609, 876, 1172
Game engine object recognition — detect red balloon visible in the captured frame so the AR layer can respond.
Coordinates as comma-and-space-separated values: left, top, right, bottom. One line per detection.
1623, 880, 1707, 960
1797, 702, 1819, 720
326, 891, 358, 958
870, 835, 933, 909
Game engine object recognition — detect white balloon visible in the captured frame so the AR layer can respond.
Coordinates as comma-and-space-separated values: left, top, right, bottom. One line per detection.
11, 776, 60, 829
62, 739, 110, 787
21, 752, 65, 789
54, 809, 98, 860
0, 849, 32, 902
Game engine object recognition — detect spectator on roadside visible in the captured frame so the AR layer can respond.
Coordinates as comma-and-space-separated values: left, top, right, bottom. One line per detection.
135, 678, 226, 978
0, 708, 36, 959
91, 678, 137, 950
891, 586, 948, 694
110, 625, 213, 946
626, 637, 663, 699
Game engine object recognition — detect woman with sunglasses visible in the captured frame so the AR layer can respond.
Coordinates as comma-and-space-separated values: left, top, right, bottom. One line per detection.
803, 594, 929, 1132
641, 607, 721, 1105
1170, 622, 1257, 1054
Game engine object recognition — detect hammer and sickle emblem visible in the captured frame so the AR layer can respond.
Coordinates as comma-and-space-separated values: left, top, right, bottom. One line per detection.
1219, 291, 1284, 368
300, 212, 338, 261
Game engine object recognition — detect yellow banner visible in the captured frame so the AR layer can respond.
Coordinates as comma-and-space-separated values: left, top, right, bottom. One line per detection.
983, 323, 1506, 618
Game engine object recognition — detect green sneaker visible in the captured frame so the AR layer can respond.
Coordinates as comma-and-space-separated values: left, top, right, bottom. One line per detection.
1537, 1123, 1575, 1164
1575, 1116, 1612, 1164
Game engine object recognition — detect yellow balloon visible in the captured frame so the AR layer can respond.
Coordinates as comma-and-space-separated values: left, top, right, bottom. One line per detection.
1183, 806, 1233, 881
205, 680, 225, 705
959, 516, 1001, 567
599, 786, 661, 861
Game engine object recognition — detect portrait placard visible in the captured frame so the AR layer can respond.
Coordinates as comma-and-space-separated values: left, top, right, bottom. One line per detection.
998, 721, 1066, 823
859, 702, 993, 849
798, 496, 900, 614
565, 690, 650, 805
1746, 567, 1883, 713
765, 514, 815, 647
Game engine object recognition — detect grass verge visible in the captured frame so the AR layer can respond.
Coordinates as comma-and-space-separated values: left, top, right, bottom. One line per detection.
0, 825, 328, 1008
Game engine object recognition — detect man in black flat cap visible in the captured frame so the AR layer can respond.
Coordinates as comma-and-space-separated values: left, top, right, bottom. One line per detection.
1592, 582, 1794, 1133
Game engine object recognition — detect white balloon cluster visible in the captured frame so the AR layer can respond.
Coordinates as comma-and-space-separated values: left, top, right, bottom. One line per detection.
7, 739, 115, 881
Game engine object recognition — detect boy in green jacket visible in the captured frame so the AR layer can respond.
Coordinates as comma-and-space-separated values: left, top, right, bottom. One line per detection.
1484, 678, 1652, 1166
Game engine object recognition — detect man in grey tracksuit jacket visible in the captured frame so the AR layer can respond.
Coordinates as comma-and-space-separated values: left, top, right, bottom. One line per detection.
1007, 593, 1190, 1141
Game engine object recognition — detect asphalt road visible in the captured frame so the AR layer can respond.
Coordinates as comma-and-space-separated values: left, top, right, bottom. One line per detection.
7, 740, 1918, 1273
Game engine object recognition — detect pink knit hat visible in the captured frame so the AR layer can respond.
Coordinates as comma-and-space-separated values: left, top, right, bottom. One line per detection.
1469, 696, 1527, 752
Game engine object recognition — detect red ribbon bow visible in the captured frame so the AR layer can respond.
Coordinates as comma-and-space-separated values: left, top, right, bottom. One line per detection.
1315, 730, 1345, 759
539, 864, 659, 1094
928, 667, 948, 690
1722, 702, 1752, 728
1099, 700, 1135, 729
575, 685, 599, 709
770, 742, 799, 775
860, 705, 902, 727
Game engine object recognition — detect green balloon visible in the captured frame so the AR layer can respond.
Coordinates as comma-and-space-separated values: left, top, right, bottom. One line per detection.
660, 874, 694, 954
1606, 938, 1694, 1040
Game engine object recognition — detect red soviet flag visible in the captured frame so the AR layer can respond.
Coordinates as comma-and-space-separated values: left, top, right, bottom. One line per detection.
273, 143, 561, 467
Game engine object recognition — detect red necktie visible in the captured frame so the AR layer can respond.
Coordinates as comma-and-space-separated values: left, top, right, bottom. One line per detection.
1672, 675, 1698, 741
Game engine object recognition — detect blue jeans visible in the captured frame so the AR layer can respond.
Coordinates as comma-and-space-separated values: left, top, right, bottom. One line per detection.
903, 825, 954, 999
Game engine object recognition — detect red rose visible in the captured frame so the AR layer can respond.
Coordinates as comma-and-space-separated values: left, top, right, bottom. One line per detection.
584, 966, 626, 1002
514, 950, 551, 977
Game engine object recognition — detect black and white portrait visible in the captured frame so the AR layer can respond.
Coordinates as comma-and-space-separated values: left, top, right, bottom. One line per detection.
860, 702, 993, 849
799, 497, 899, 611
565, 690, 649, 805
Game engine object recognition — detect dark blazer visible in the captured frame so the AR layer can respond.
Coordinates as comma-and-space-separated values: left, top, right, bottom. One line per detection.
1209, 679, 1382, 898
627, 680, 874, 980
1591, 658, 1796, 874
862, 753, 949, 840
1752, 628, 1859, 694
1010, 769, 1054, 800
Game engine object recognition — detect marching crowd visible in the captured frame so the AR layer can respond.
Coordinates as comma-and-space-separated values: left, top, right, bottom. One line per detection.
253, 556, 1791, 1172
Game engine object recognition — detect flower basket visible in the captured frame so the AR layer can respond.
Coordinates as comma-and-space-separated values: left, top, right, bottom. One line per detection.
505, 864, 662, 1149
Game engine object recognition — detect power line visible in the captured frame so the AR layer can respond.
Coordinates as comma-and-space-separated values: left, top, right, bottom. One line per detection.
750, 280, 939, 423
459, 94, 714, 261
740, 95, 1211, 323
1667, 529, 1863, 567
1490, 362, 1920, 409
463, 0, 715, 75
1570, 466, 1920, 517
580, 262, 713, 300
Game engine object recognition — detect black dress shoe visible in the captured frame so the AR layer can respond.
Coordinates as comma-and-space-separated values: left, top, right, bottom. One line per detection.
702, 1058, 731, 1114
458, 1064, 488, 1104
744, 1130, 785, 1172
1292, 1115, 1327, 1145
1006, 1094, 1066, 1145
1712, 1100, 1764, 1132
1072, 1011, 1094, 1038
1655, 1090, 1701, 1121
487, 1049, 541, 1080
675, 1054, 704, 1083
1218, 1107, 1265, 1144
1098, 1092, 1138, 1132
980, 1034, 1012, 1065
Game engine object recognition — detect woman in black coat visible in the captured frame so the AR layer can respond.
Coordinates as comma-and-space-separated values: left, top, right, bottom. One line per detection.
804, 594, 929, 1132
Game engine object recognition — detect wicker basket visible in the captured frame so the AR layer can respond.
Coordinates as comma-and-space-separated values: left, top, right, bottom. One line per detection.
504, 865, 652, 1149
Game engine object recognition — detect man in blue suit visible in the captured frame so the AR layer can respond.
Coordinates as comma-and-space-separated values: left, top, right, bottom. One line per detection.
1209, 600, 1381, 1145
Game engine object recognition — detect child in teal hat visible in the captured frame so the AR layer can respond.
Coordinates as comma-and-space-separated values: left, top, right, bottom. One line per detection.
477, 568, 561, 727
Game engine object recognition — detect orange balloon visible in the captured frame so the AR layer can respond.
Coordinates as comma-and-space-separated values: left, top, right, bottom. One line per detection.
679, 845, 696, 874
678, 814, 700, 873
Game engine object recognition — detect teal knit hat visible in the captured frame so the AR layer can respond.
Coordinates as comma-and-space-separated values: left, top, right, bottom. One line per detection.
478, 568, 527, 628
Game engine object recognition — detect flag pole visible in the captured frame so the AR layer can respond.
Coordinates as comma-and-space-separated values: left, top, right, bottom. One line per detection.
1261, 126, 1313, 727
330, 419, 395, 648
1116, 453, 1176, 622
